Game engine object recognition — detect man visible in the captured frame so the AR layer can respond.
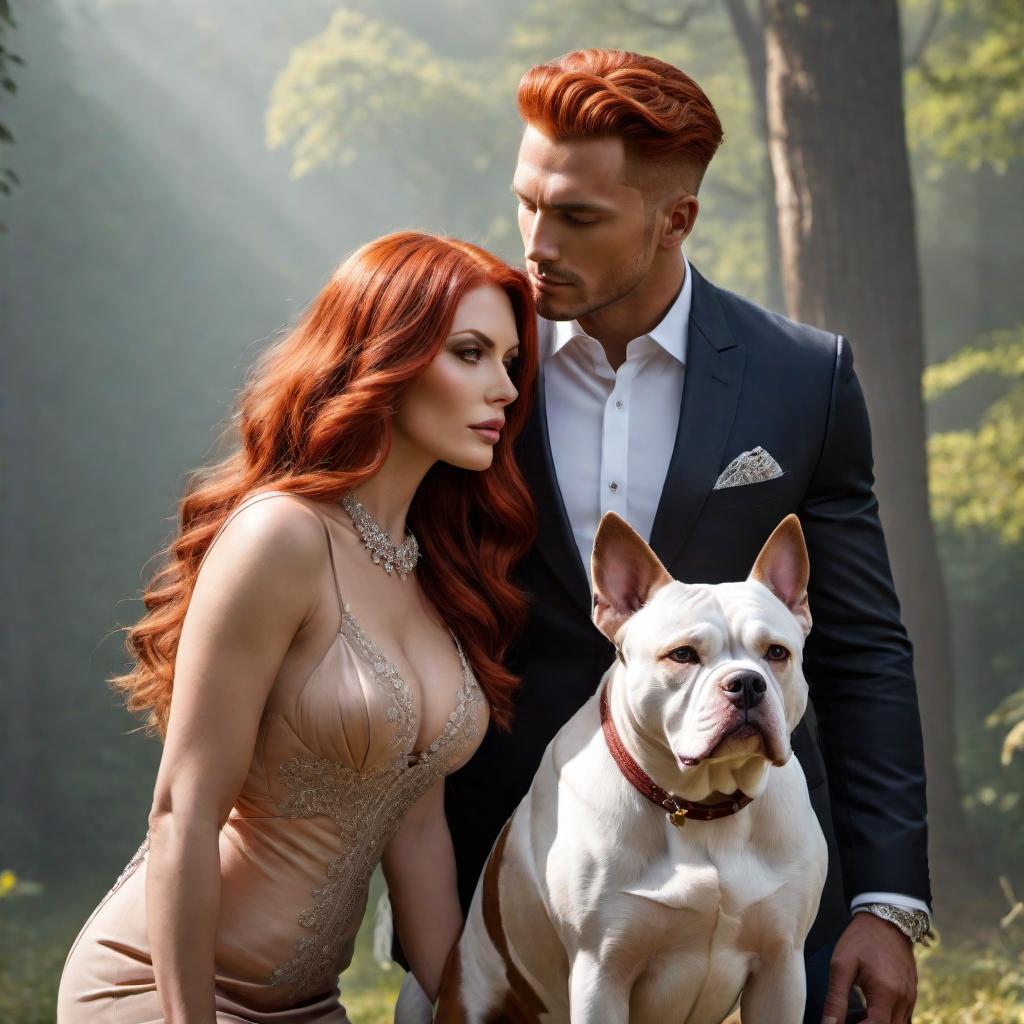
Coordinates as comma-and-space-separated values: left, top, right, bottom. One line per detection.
402, 48, 932, 1024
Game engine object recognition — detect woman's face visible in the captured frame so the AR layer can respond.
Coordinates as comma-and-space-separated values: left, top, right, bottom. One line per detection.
392, 284, 521, 472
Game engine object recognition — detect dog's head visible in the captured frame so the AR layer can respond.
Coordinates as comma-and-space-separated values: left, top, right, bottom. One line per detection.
591, 512, 812, 798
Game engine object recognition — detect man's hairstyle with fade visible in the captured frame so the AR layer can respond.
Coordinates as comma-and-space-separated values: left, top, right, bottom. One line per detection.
517, 49, 724, 192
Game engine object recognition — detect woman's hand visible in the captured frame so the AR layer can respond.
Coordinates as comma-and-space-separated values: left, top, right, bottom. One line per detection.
146, 496, 326, 1022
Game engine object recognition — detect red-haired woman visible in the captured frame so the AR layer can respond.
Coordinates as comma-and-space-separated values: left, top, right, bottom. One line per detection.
56, 231, 538, 1023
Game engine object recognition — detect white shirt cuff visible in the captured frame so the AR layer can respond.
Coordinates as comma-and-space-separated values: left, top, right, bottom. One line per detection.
850, 891, 932, 925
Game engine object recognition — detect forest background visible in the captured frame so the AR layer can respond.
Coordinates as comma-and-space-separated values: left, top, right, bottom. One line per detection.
1, 0, 1022, 1020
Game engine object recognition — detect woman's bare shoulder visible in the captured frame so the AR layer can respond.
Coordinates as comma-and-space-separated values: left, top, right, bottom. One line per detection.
198, 492, 330, 591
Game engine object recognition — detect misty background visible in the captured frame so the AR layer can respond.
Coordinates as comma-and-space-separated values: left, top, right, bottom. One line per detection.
2, 0, 1022, 1020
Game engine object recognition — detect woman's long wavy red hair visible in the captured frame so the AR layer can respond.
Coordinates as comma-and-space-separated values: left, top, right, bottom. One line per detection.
113, 231, 538, 735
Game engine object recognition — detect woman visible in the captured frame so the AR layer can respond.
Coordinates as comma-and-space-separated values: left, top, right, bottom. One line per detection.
56, 231, 538, 1022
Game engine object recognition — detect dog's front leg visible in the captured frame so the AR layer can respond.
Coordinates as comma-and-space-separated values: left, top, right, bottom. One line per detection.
568, 951, 629, 1024
740, 946, 806, 1024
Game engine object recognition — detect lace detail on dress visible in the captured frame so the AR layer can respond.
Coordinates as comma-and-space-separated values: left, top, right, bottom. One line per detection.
104, 833, 150, 901
269, 610, 482, 994
338, 608, 417, 755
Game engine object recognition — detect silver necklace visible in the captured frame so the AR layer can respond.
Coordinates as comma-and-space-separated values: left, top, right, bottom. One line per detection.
340, 492, 420, 579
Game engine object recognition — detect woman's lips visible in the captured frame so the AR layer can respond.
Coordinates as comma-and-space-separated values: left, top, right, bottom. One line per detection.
470, 426, 501, 444
470, 421, 503, 444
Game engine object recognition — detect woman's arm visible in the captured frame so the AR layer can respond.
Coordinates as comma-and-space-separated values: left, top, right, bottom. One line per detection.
145, 497, 326, 1023
382, 777, 462, 1003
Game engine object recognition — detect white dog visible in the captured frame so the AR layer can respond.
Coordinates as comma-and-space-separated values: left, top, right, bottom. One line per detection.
434, 512, 827, 1024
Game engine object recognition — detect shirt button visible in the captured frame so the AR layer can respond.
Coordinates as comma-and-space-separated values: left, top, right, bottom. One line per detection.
615, 400, 624, 409
609, 481, 619, 492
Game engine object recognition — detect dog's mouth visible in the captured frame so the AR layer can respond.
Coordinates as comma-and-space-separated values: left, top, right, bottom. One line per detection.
676, 715, 787, 768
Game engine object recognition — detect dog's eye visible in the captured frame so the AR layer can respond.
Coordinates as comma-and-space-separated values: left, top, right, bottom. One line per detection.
668, 646, 701, 665
766, 644, 790, 662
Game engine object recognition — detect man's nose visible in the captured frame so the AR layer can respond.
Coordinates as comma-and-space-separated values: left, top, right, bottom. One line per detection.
719, 671, 767, 710
523, 211, 558, 265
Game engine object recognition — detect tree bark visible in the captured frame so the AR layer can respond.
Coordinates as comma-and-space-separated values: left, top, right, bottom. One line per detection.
761, 0, 989, 922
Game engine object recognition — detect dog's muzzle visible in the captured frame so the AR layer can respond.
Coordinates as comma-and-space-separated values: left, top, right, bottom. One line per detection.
600, 679, 753, 827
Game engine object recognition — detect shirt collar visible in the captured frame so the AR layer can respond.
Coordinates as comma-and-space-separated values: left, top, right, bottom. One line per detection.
546, 251, 692, 366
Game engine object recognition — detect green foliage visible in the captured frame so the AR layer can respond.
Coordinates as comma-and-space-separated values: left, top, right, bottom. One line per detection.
265, 0, 774, 296
927, 328, 1024, 875
906, 0, 1024, 171
926, 327, 1024, 544
266, 9, 496, 180
988, 690, 1024, 767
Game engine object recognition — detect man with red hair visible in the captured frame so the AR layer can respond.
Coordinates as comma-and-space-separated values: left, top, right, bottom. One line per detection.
441, 49, 931, 1024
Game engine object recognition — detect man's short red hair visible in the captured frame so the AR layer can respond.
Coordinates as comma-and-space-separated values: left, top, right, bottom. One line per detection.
517, 49, 723, 184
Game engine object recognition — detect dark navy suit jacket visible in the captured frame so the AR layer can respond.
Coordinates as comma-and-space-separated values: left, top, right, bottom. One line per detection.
444, 264, 931, 952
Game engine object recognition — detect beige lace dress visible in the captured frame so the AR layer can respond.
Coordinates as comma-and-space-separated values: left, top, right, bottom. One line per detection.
56, 493, 488, 1022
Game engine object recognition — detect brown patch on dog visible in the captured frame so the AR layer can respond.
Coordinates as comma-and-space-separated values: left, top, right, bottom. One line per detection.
434, 939, 467, 1024
481, 820, 548, 1024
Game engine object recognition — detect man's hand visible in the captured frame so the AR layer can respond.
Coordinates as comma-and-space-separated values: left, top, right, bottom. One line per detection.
821, 912, 918, 1024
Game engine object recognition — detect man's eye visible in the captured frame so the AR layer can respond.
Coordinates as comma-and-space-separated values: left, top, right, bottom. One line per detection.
766, 644, 790, 662
668, 646, 701, 665
565, 214, 597, 226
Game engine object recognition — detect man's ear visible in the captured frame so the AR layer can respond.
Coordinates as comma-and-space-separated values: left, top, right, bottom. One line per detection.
662, 192, 699, 247
592, 512, 673, 643
748, 514, 812, 636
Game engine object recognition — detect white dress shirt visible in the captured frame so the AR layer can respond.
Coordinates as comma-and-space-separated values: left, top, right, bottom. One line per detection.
544, 255, 692, 581
541, 253, 931, 926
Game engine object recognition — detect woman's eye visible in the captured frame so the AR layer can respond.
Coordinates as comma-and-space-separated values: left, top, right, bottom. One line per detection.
668, 646, 701, 665
458, 348, 483, 363
766, 644, 790, 662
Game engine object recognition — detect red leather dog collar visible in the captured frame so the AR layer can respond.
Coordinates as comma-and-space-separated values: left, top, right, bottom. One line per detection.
599, 680, 753, 827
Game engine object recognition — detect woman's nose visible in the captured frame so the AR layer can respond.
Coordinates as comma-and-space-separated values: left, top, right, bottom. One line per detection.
490, 367, 519, 406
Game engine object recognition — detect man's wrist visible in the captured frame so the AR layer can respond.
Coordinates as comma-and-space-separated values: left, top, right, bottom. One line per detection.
852, 903, 933, 945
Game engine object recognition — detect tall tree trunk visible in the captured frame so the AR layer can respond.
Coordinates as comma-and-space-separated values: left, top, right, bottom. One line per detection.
761, 0, 989, 921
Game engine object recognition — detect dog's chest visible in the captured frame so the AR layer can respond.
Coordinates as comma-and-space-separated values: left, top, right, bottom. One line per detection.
621, 855, 723, 915
616, 854, 755, 1023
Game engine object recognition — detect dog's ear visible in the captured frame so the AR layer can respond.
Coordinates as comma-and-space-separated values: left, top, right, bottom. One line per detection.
749, 514, 812, 636
591, 512, 673, 643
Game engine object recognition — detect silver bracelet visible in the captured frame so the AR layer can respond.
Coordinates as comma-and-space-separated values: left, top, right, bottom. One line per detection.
856, 902, 933, 945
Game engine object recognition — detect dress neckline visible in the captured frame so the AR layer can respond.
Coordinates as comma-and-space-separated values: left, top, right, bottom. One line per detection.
337, 603, 478, 767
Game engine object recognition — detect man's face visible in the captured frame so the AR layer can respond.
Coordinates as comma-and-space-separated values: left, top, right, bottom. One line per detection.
513, 127, 658, 321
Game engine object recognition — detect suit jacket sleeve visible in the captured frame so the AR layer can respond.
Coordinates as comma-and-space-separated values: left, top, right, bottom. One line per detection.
798, 335, 931, 909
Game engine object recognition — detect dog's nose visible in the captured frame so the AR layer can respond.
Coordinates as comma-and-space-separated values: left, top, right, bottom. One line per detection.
720, 671, 767, 710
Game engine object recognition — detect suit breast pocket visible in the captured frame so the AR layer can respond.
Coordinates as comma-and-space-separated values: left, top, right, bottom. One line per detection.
702, 471, 792, 513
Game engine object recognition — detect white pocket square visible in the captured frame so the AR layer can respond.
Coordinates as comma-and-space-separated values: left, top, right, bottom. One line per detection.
713, 447, 783, 490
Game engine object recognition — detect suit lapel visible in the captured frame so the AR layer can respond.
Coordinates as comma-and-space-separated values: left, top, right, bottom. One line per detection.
518, 325, 593, 617
649, 267, 746, 572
